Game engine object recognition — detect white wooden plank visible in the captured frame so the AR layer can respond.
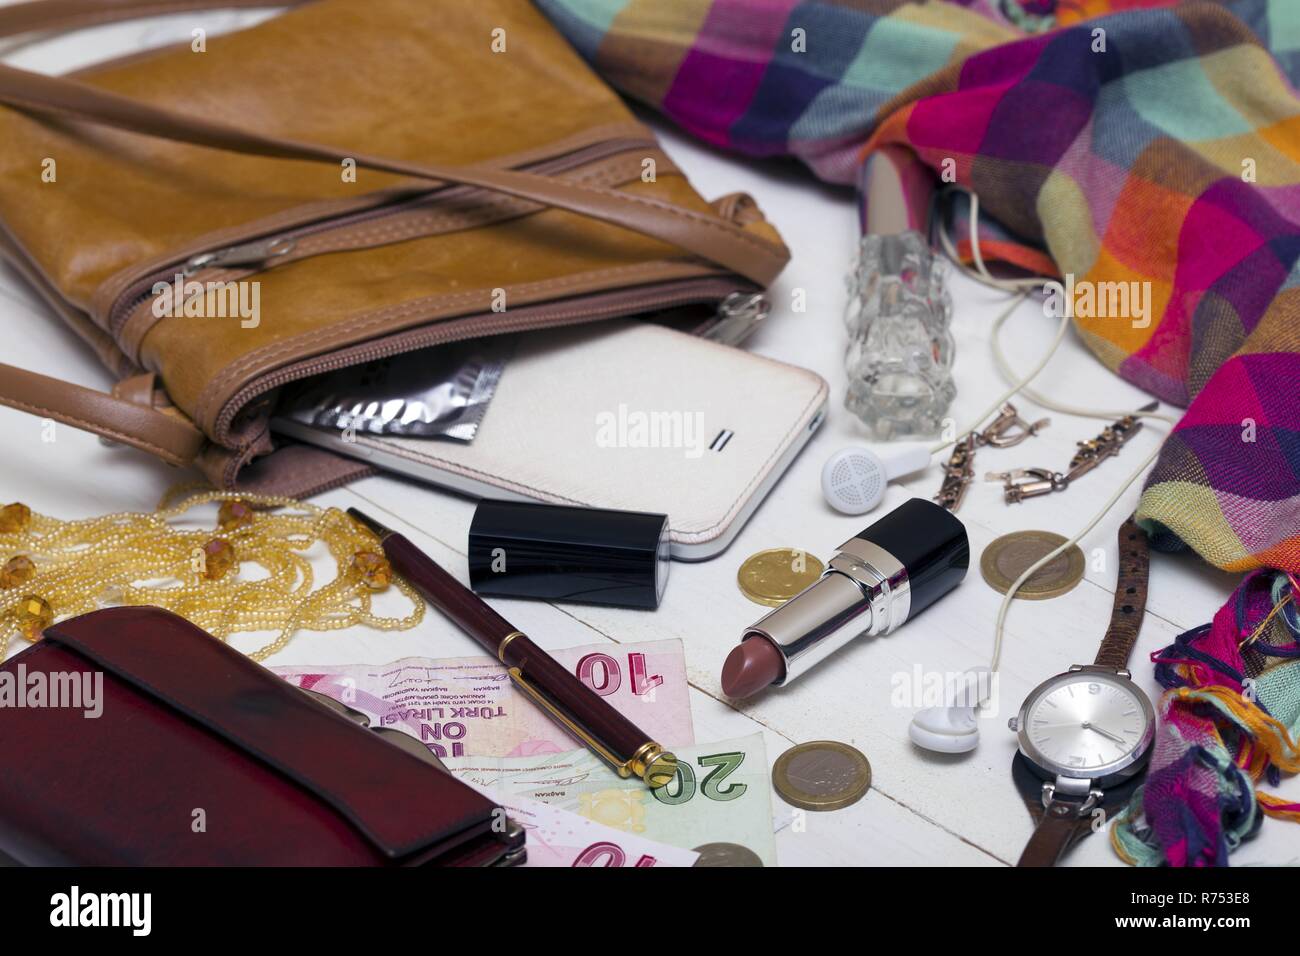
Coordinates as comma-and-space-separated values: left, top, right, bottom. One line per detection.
0, 4, 1294, 868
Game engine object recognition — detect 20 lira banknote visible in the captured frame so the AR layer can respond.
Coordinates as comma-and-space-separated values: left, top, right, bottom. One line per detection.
445, 733, 776, 865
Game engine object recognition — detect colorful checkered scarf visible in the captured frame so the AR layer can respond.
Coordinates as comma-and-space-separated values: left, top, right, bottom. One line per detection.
537, 0, 1300, 576
1112, 569, 1300, 866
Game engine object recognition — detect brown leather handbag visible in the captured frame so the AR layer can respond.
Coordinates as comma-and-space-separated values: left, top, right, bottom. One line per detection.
0, 0, 789, 496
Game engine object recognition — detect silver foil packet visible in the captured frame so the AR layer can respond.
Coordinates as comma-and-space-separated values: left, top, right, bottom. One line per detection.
280, 339, 510, 442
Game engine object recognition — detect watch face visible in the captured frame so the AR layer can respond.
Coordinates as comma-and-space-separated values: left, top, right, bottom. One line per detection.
1017, 670, 1155, 781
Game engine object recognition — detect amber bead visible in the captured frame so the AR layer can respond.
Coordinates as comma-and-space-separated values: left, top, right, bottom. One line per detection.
16, 594, 52, 642
217, 499, 255, 531
0, 503, 31, 534
350, 550, 393, 590
201, 538, 236, 580
0, 554, 35, 589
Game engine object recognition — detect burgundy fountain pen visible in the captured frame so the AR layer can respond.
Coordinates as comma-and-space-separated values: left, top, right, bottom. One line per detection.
347, 508, 678, 789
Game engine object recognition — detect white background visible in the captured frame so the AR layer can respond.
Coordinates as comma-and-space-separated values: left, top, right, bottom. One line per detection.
1, 6, 1293, 867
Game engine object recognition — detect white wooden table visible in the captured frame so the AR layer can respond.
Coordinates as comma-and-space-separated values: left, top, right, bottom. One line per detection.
3, 8, 1294, 867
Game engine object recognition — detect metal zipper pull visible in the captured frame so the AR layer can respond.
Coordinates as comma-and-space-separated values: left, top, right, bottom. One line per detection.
704, 291, 770, 347
183, 236, 297, 276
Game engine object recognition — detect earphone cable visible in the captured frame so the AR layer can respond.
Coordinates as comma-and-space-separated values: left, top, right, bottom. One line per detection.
929, 192, 1174, 673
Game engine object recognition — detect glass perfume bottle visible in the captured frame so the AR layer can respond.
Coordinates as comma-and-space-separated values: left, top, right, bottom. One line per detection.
843, 229, 955, 440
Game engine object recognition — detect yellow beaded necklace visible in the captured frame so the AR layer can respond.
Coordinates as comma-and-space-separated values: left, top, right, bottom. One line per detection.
0, 487, 423, 662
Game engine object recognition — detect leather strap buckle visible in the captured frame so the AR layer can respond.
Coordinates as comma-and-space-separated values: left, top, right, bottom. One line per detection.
1040, 780, 1103, 815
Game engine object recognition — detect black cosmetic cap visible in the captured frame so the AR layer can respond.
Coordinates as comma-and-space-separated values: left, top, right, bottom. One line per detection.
859, 497, 969, 618
468, 500, 670, 609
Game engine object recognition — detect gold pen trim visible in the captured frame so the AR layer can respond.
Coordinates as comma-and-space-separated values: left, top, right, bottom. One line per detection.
628, 741, 679, 789
505, 665, 676, 789
497, 630, 525, 663
506, 665, 623, 771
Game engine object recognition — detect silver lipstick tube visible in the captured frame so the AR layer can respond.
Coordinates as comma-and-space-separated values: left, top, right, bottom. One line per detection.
745, 537, 910, 684
742, 497, 968, 685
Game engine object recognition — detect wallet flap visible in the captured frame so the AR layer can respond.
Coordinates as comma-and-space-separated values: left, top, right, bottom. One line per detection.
42, 606, 496, 860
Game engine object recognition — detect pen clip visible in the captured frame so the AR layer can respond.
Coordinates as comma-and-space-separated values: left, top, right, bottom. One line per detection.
506, 665, 630, 778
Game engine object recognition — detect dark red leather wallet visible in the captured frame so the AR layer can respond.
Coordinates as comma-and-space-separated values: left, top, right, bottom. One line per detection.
0, 606, 524, 866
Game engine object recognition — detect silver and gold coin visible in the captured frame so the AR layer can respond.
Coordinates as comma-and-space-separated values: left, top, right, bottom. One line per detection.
980, 530, 1085, 600
737, 548, 824, 607
772, 740, 871, 812
692, 842, 764, 867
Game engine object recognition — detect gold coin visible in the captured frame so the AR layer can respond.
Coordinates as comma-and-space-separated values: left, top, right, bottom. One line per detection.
737, 548, 824, 607
980, 530, 1085, 600
772, 740, 871, 812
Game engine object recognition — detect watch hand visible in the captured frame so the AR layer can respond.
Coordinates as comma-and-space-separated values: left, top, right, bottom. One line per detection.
1031, 721, 1085, 731
1080, 721, 1126, 745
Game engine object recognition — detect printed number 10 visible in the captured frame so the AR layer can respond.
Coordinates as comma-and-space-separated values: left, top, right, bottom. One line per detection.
575, 652, 663, 697
570, 842, 659, 867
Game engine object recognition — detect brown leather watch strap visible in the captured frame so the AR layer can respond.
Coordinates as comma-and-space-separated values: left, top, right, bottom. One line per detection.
1018, 798, 1089, 868
1011, 753, 1093, 867
1094, 515, 1151, 670
1010, 752, 1143, 867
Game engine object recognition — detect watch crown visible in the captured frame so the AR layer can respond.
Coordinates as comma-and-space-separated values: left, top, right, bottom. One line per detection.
1007, 717, 1019, 732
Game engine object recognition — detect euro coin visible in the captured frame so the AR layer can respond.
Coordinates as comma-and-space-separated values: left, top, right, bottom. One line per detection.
772, 740, 871, 812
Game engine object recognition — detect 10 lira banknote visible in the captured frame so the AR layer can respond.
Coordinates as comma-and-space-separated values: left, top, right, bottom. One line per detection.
445, 734, 777, 865
272, 639, 694, 759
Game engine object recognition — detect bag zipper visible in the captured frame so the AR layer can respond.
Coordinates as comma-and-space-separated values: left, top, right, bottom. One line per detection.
94, 136, 770, 457
183, 236, 298, 275
212, 278, 760, 446
105, 136, 660, 340
702, 291, 770, 346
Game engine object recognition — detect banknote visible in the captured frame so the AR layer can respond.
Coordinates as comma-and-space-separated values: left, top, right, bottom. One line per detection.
272, 639, 694, 760
445, 733, 777, 865
474, 787, 699, 867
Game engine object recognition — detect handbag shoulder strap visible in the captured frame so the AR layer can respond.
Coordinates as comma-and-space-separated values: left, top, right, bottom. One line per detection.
0, 0, 306, 36
0, 62, 788, 284
0, 0, 788, 286
0, 362, 206, 465
0, 0, 789, 466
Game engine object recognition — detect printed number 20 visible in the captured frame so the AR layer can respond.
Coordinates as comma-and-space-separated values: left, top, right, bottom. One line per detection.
653, 751, 747, 806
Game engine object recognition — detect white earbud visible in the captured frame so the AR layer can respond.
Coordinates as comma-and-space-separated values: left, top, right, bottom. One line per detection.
908, 667, 993, 754
821, 445, 932, 515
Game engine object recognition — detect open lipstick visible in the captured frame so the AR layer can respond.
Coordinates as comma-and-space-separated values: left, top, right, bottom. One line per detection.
722, 498, 969, 698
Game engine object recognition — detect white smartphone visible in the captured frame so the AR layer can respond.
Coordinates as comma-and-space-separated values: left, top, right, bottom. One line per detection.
272, 321, 828, 560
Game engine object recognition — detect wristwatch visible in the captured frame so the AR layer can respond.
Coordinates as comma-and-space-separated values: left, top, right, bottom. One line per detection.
1007, 515, 1156, 867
